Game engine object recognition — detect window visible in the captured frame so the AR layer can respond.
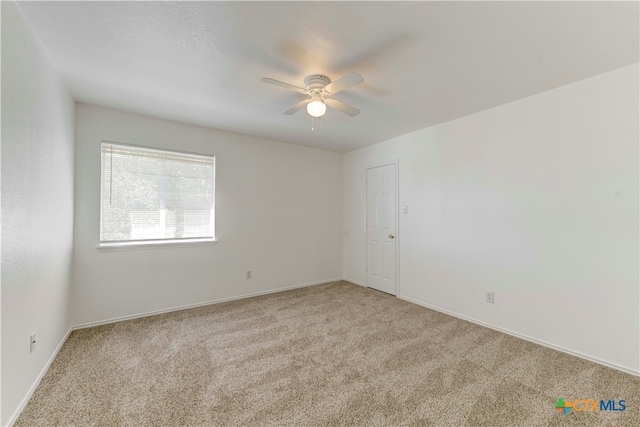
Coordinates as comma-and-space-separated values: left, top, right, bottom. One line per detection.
100, 141, 215, 246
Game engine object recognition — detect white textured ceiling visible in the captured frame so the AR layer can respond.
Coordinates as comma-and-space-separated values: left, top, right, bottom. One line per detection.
16, 1, 639, 152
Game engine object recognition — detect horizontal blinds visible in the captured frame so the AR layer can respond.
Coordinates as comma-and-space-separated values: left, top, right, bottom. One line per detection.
100, 142, 215, 242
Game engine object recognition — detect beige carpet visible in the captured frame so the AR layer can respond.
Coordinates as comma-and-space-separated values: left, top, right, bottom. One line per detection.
16, 281, 640, 426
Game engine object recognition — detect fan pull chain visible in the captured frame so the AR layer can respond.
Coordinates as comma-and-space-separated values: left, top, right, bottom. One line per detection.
310, 115, 325, 131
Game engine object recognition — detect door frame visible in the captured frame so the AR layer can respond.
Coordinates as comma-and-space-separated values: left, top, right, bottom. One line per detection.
365, 159, 400, 296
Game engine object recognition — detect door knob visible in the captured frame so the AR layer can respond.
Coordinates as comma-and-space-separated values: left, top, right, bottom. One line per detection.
389, 234, 395, 239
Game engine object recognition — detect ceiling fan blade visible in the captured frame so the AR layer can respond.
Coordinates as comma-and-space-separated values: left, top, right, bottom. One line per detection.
325, 98, 360, 117
325, 72, 364, 94
261, 78, 307, 94
283, 99, 311, 115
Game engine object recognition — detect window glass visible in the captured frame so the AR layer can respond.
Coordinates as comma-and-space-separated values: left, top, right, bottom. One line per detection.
100, 142, 215, 243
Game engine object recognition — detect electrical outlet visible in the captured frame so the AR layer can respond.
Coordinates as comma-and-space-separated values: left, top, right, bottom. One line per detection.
486, 291, 494, 304
246, 270, 252, 279
402, 205, 409, 214
30, 332, 37, 353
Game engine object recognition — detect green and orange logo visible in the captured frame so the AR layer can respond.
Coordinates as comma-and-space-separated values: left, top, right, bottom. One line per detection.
555, 398, 626, 415
555, 398, 573, 415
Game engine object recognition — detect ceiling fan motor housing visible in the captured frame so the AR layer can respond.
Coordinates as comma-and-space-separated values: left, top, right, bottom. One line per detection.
304, 75, 331, 91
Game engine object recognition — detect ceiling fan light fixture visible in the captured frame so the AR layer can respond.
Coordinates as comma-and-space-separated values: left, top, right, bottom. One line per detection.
307, 100, 326, 117
262, 72, 363, 118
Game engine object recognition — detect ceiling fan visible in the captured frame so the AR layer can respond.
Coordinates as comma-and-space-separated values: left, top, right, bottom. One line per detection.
261, 72, 364, 118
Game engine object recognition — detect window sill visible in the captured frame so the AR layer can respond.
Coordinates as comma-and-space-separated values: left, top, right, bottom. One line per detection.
97, 238, 217, 252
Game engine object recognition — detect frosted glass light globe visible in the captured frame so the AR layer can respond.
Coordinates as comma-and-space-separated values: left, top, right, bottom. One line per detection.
307, 100, 326, 117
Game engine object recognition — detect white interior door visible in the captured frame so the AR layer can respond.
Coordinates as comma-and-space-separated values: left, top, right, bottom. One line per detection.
366, 163, 397, 295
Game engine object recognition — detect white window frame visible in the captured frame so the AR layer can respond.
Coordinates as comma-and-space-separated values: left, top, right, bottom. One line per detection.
98, 140, 216, 250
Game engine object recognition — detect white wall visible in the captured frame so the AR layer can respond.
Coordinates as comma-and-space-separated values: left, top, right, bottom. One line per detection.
1, 2, 76, 425
344, 64, 639, 373
72, 104, 343, 326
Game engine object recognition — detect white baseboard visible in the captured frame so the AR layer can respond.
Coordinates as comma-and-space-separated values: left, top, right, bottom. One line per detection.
7, 278, 343, 424
6, 327, 73, 427
14, 280, 635, 427
73, 278, 344, 330
397, 295, 640, 378
342, 278, 366, 287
